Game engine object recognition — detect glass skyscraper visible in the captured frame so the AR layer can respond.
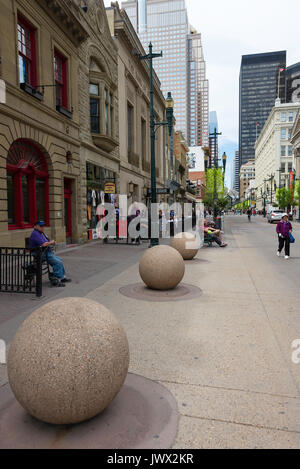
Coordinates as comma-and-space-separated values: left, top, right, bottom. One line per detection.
122, 0, 209, 145
286, 62, 300, 103
239, 51, 286, 167
187, 27, 209, 147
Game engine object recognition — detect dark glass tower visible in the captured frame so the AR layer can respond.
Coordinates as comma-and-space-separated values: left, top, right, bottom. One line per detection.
239, 51, 286, 167
286, 62, 300, 103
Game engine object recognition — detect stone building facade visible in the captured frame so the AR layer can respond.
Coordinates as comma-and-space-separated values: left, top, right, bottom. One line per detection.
106, 3, 166, 208
0, 0, 119, 247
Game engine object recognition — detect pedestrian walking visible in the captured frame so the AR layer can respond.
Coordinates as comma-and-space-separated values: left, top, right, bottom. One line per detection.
247, 208, 252, 222
276, 213, 293, 259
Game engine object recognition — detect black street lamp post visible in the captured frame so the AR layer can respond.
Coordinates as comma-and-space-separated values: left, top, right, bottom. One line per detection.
165, 92, 175, 205
137, 43, 164, 247
209, 127, 222, 222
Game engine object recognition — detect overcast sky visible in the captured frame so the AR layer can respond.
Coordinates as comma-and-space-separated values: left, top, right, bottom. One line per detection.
103, 0, 300, 183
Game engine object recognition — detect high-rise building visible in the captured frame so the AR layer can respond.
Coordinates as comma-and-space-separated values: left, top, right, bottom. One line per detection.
239, 51, 286, 168
187, 26, 209, 147
286, 62, 300, 103
234, 150, 240, 194
122, 0, 209, 145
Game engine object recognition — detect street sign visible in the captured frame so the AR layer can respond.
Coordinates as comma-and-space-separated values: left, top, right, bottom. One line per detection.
147, 188, 170, 195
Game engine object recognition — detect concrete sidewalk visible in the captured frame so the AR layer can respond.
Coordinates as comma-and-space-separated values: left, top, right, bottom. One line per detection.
1, 217, 300, 448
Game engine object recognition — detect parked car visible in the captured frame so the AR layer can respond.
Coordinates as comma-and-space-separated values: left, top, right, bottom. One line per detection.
267, 210, 285, 224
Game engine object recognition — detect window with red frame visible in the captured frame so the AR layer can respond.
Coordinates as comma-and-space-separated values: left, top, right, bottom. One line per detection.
17, 15, 37, 87
6, 139, 49, 230
54, 49, 68, 109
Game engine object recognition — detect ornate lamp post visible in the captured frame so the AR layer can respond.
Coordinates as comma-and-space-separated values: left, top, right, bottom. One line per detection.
165, 92, 174, 205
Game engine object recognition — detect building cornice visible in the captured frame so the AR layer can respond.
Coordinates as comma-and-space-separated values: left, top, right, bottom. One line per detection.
35, 0, 89, 45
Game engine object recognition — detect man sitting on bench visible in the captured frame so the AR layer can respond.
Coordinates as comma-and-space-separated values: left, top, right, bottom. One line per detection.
29, 221, 71, 286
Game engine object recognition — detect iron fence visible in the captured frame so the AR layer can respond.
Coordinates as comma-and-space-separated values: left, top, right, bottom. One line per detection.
0, 247, 42, 297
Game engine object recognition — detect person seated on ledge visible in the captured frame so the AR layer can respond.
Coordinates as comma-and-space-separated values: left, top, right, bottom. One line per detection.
204, 219, 227, 248
29, 221, 72, 286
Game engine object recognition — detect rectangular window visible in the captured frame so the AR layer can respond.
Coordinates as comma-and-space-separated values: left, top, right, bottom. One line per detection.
288, 146, 293, 157
289, 112, 294, 122
110, 93, 113, 136
36, 179, 45, 221
288, 163, 293, 172
17, 15, 37, 87
281, 128, 286, 140
141, 118, 146, 162
281, 112, 286, 122
54, 49, 68, 109
281, 145, 286, 157
90, 84, 100, 134
7, 173, 15, 225
105, 89, 109, 135
22, 175, 30, 224
127, 103, 134, 152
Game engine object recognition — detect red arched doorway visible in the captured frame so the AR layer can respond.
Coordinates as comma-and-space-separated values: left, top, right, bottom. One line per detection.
6, 139, 49, 229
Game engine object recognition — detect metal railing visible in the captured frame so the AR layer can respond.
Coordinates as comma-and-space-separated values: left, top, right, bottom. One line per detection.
0, 247, 42, 297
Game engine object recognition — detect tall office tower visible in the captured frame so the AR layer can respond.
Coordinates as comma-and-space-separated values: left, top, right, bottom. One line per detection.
187, 26, 209, 147
239, 51, 286, 167
286, 63, 300, 103
234, 150, 240, 194
122, 0, 209, 144
209, 111, 218, 167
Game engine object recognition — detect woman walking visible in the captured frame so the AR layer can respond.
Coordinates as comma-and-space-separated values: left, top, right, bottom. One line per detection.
276, 213, 293, 259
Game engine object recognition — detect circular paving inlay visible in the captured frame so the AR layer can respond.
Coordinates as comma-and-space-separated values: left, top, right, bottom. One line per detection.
0, 373, 178, 449
119, 283, 202, 302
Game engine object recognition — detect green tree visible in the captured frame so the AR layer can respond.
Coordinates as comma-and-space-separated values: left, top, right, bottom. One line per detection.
276, 188, 287, 210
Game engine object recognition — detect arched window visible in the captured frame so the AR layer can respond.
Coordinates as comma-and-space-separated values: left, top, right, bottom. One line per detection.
6, 139, 49, 229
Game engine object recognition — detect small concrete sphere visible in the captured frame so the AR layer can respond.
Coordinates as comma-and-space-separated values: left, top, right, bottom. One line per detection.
139, 245, 185, 290
171, 232, 199, 260
7, 298, 129, 425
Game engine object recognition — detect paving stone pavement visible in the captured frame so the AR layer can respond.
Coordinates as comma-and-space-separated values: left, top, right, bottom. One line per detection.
1, 216, 300, 448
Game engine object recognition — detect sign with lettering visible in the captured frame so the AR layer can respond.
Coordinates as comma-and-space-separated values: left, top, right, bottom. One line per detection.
104, 182, 116, 194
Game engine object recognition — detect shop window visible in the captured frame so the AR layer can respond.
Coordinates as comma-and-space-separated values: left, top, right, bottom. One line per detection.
54, 49, 71, 116
90, 83, 100, 134
6, 139, 49, 230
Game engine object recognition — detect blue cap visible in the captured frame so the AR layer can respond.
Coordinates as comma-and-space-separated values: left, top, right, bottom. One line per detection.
34, 220, 46, 226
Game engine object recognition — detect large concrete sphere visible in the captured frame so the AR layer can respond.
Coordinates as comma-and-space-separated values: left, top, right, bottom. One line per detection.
139, 245, 185, 290
171, 232, 199, 260
7, 298, 129, 425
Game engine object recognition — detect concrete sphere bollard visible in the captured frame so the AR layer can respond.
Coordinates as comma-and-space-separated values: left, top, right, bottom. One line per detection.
139, 245, 185, 290
171, 232, 199, 260
7, 298, 129, 425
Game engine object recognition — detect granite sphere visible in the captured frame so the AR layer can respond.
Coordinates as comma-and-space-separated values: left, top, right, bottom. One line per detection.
139, 245, 185, 290
7, 298, 129, 425
171, 232, 199, 260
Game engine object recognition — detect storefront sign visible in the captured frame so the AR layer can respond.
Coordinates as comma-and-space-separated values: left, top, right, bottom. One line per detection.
104, 182, 116, 194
